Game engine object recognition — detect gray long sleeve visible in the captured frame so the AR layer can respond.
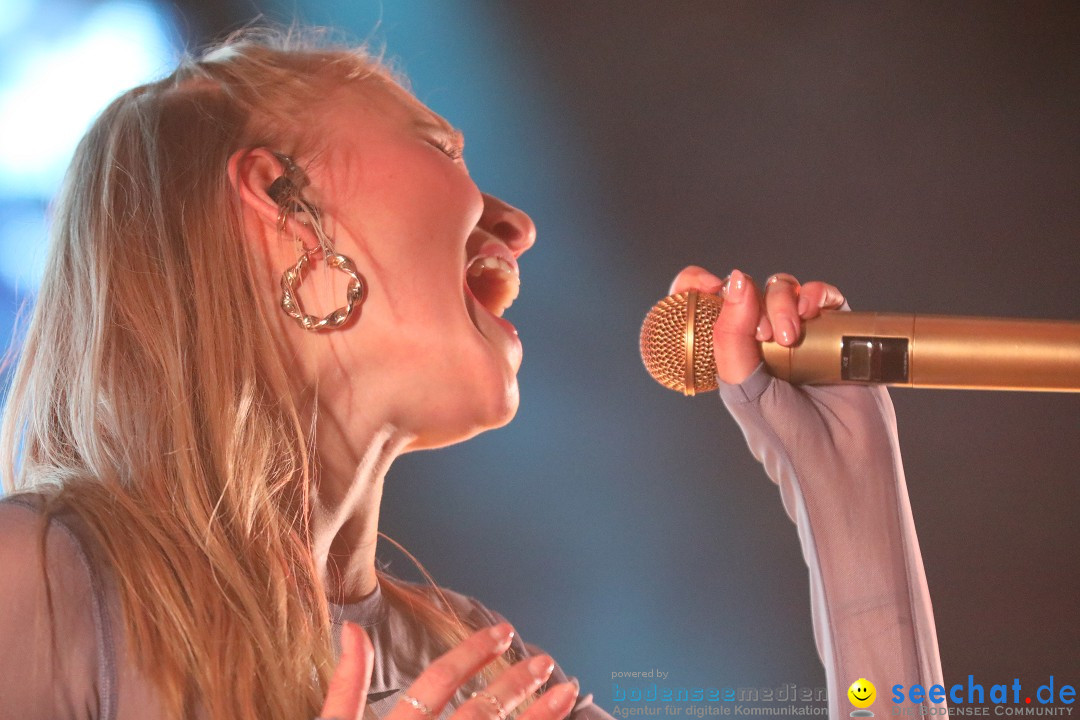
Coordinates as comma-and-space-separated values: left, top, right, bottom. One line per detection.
717, 362, 944, 717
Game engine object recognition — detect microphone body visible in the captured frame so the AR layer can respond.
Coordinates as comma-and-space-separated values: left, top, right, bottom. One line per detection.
763, 310, 1080, 392
640, 291, 1080, 395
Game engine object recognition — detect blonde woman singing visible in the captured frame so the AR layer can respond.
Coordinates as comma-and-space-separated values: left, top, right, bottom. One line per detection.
0, 29, 943, 720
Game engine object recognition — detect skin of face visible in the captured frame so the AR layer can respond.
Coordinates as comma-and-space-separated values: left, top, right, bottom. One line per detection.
222, 75, 537, 600
282, 75, 537, 452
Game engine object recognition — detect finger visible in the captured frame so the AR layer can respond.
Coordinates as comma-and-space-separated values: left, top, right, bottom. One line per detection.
796, 281, 846, 319
455, 655, 556, 720
668, 265, 726, 296
517, 681, 581, 720
321, 622, 374, 720
754, 303, 772, 343
763, 274, 802, 347
713, 269, 764, 385
388, 623, 516, 720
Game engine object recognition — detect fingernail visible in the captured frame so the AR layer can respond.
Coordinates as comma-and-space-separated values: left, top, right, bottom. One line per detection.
797, 295, 809, 316
723, 270, 747, 302
776, 316, 798, 345
489, 622, 515, 650
547, 682, 579, 712
528, 654, 555, 680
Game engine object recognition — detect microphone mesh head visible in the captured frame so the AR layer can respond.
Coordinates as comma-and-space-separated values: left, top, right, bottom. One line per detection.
640, 290, 724, 396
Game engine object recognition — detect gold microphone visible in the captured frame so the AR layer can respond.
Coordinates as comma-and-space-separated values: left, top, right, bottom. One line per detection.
640, 291, 1080, 395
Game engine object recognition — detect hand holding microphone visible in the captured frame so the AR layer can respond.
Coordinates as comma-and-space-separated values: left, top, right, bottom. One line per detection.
643, 266, 1080, 394
662, 266, 844, 387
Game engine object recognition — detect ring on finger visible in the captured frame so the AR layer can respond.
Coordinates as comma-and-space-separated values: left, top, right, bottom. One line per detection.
399, 692, 435, 719
765, 273, 800, 291
470, 690, 508, 720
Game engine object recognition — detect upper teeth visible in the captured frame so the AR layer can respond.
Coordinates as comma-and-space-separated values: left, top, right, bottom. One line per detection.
467, 255, 516, 277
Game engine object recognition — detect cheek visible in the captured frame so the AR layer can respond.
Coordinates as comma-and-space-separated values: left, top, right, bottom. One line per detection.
359, 148, 481, 237
359, 160, 481, 313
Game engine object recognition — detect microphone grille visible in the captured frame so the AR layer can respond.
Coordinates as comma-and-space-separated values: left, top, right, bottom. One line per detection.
639, 290, 724, 396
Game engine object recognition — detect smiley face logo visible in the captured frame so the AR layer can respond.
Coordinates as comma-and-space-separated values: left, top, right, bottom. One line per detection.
848, 678, 876, 708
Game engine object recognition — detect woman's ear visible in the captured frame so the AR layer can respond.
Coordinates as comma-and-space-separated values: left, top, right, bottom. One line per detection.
227, 147, 319, 243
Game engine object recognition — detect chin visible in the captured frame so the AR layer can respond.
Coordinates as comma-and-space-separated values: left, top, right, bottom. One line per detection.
406, 379, 520, 451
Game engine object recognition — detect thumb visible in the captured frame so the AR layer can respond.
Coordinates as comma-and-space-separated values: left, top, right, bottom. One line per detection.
713, 269, 764, 385
321, 622, 374, 720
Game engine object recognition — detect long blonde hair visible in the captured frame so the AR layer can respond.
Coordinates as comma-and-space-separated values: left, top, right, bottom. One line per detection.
1, 28, 517, 720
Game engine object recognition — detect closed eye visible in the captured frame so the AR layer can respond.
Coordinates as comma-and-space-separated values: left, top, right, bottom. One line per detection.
431, 137, 464, 161
429, 126, 465, 161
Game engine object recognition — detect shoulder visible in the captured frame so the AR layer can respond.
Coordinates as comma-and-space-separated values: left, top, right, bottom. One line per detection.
0, 495, 113, 719
0, 494, 102, 598
427, 583, 504, 627
0, 495, 99, 606
382, 577, 508, 631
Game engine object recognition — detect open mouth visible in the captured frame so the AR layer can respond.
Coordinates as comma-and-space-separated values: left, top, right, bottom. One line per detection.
464, 242, 520, 318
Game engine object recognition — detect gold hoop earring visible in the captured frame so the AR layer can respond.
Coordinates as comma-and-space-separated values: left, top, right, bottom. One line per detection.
267, 151, 366, 332
279, 248, 365, 331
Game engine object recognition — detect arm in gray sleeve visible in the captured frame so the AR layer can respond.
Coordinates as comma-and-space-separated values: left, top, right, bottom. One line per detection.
717, 362, 944, 717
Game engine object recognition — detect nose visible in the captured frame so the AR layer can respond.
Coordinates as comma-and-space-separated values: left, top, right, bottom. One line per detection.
479, 193, 536, 256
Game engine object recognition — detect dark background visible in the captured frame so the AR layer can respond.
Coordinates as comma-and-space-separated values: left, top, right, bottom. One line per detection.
7, 0, 1080, 708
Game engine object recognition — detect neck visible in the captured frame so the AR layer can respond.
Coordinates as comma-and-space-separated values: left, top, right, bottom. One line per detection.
310, 417, 415, 604
250, 223, 419, 604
